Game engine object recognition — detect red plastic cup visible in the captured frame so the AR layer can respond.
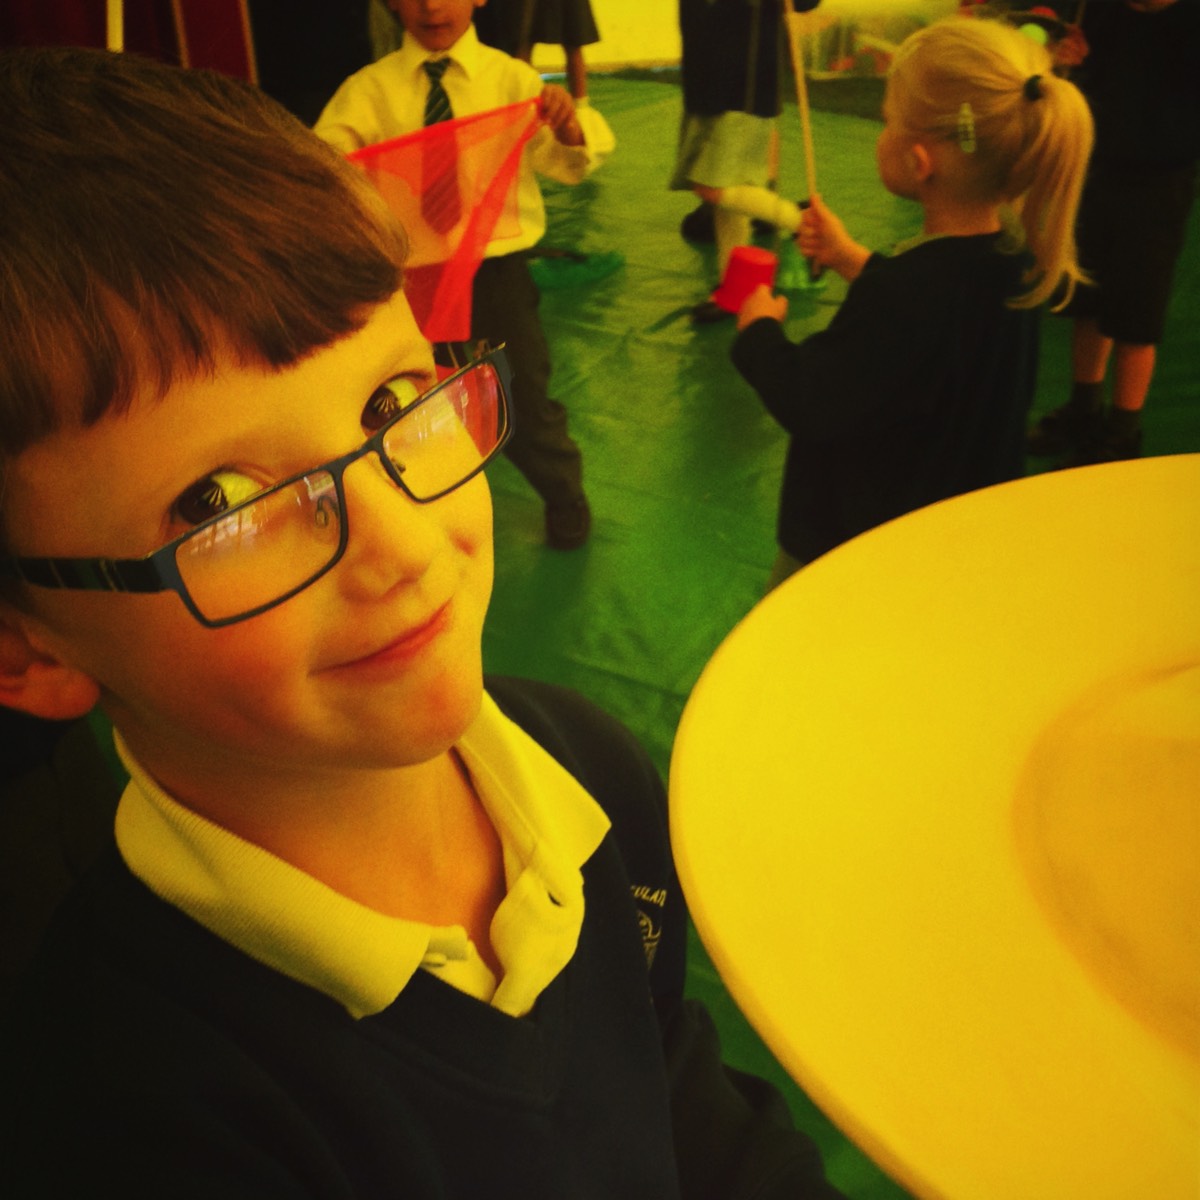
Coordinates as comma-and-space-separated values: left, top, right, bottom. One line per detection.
710, 245, 778, 314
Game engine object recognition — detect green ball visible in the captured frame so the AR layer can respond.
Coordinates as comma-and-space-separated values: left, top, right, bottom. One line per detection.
1018, 22, 1049, 47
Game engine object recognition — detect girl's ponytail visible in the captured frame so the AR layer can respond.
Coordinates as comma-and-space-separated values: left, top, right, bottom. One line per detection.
1007, 69, 1094, 309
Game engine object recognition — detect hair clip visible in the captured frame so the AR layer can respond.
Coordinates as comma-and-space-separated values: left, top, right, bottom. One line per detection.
1023, 74, 1043, 101
957, 102, 977, 154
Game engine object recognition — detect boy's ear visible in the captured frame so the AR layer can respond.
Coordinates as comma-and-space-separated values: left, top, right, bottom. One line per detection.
0, 609, 100, 720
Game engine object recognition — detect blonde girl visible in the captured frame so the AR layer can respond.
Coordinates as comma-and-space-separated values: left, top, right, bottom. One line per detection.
727, 16, 1094, 590
714, 16, 1094, 307
867, 15, 1094, 308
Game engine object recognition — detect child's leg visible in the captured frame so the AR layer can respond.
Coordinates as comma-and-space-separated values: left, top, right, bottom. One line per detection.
690, 204, 750, 322
471, 256, 588, 547
1083, 340, 1155, 461
564, 45, 587, 100
1111, 341, 1156, 413
1067, 316, 1112, 423
714, 186, 802, 234
1060, 328, 1154, 463
1069, 164, 1191, 462
1027, 317, 1108, 457
1048, 326, 1154, 463
713, 207, 751, 277
1071, 316, 1112, 385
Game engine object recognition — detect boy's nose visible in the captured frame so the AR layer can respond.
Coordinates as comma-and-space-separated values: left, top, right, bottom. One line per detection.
336, 453, 444, 595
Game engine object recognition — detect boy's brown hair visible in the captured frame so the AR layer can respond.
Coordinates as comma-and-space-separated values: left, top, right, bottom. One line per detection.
0, 46, 408, 472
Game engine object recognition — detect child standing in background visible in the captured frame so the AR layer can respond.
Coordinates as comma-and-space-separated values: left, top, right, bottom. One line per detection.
729, 16, 1093, 588
475, 0, 600, 101
672, 0, 783, 322
318, 0, 613, 550
1026, 0, 1200, 465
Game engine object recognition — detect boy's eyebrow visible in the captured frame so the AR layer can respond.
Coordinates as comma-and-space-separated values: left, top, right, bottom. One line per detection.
363, 344, 439, 402
377, 356, 436, 388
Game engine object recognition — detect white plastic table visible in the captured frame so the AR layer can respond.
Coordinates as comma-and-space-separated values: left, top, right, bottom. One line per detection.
670, 455, 1200, 1200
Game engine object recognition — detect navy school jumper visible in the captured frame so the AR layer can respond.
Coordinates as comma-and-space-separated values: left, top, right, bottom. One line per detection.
2, 677, 845, 1200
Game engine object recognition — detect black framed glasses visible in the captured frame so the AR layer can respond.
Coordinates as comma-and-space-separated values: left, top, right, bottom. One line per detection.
0, 346, 512, 628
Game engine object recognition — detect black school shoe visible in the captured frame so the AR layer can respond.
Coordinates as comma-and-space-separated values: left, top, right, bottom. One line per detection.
545, 496, 591, 550
1071, 410, 1144, 465
1025, 400, 1105, 458
680, 202, 716, 243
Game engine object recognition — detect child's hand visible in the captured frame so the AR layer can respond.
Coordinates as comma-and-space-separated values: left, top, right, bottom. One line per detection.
798, 194, 848, 266
737, 284, 788, 330
798, 194, 870, 282
693, 184, 724, 206
540, 84, 584, 146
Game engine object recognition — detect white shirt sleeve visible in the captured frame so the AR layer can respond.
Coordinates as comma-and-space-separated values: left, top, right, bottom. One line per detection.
528, 101, 616, 184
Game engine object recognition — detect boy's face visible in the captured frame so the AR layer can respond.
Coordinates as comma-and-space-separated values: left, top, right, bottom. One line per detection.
388, 0, 485, 54
5, 291, 495, 804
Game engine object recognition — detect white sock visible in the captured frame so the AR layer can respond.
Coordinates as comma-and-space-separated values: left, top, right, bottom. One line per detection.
718, 186, 803, 234
714, 208, 752, 275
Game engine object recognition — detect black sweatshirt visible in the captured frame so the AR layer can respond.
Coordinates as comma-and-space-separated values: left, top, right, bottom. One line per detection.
2, 677, 844, 1200
732, 233, 1039, 565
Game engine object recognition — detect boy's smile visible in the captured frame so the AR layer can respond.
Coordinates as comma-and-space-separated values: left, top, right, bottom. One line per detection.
319, 599, 454, 675
6, 291, 495, 815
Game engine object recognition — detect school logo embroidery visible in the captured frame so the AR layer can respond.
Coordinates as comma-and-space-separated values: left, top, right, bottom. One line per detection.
630, 884, 667, 968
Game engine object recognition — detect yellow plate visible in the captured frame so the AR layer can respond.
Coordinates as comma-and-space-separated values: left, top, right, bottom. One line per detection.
670, 455, 1200, 1200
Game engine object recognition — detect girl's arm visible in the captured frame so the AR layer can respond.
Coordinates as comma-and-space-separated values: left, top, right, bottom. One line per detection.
694, 189, 870, 284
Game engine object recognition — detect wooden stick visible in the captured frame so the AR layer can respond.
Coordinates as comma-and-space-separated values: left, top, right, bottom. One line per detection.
517, 0, 537, 59
106, 0, 124, 52
781, 0, 818, 199
781, 1, 829, 282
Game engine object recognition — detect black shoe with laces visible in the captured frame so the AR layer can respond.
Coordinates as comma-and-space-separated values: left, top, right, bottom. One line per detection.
1070, 410, 1143, 466
680, 203, 715, 244
1026, 400, 1104, 457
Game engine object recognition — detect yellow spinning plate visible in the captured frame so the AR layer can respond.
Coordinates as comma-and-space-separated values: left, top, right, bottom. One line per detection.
670, 454, 1200, 1200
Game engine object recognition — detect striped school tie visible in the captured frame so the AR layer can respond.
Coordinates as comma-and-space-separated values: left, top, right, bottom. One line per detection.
423, 57, 454, 125
421, 58, 460, 233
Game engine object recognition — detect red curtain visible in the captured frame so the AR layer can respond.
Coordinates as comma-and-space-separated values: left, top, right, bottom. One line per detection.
0, 1, 257, 81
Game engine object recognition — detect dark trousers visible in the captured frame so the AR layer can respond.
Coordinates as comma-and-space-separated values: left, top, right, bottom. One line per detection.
469, 253, 584, 508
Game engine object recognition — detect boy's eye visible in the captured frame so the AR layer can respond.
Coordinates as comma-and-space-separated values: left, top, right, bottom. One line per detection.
363, 376, 423, 432
173, 469, 263, 526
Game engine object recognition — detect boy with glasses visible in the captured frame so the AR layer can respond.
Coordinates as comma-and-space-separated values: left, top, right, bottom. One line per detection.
0, 46, 842, 1200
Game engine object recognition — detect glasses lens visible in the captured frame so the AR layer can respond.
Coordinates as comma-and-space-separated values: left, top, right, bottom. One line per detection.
382, 360, 508, 501
174, 472, 342, 622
